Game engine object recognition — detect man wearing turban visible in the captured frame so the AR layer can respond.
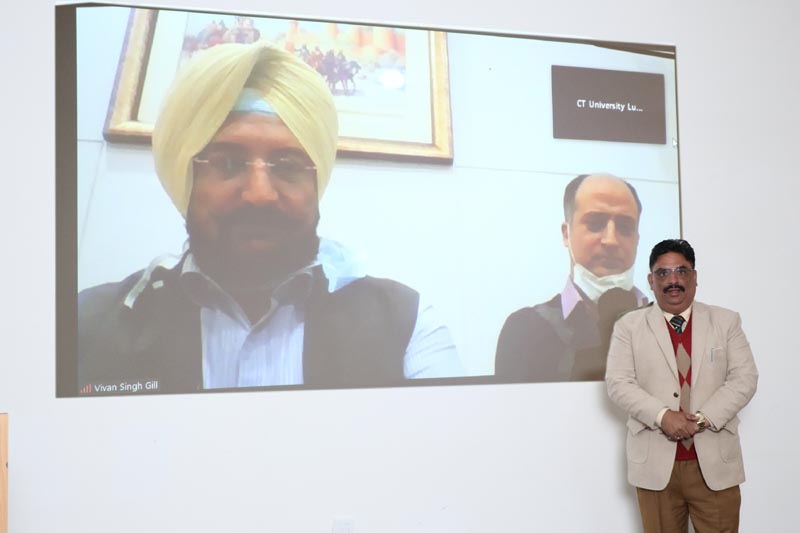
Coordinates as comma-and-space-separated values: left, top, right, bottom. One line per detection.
78, 42, 463, 394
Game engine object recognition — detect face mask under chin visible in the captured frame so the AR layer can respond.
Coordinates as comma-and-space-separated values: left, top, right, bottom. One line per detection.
572, 262, 635, 302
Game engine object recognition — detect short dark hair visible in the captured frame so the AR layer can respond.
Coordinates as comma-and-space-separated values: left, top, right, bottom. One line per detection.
563, 174, 643, 223
649, 239, 696, 270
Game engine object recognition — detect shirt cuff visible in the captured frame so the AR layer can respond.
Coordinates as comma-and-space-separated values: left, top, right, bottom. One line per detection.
699, 411, 718, 431
656, 407, 669, 428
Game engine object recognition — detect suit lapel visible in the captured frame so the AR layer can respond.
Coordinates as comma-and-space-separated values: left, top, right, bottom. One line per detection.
646, 304, 679, 382
690, 302, 710, 389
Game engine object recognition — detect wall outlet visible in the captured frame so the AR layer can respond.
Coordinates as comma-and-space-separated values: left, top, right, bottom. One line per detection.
332, 517, 355, 533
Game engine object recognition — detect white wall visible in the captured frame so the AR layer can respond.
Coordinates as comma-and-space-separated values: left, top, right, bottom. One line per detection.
2, 0, 799, 531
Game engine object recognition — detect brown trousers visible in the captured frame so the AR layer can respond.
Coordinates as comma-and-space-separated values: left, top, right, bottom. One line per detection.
636, 460, 741, 533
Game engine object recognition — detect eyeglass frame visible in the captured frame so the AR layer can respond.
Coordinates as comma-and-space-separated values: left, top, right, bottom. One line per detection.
650, 266, 695, 279
192, 150, 317, 185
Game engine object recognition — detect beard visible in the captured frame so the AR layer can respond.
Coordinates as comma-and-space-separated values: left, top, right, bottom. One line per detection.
186, 205, 321, 291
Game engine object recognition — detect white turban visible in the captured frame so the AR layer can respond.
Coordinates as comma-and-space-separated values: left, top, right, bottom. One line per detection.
152, 42, 339, 217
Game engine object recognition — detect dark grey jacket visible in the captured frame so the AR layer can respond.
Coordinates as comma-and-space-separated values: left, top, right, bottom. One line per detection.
78, 262, 419, 395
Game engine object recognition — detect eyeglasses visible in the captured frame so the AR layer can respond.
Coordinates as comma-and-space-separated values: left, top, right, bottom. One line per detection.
193, 151, 316, 184
652, 266, 694, 279
582, 213, 637, 237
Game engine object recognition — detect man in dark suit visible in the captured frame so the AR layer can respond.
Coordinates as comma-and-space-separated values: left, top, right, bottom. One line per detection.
495, 173, 647, 381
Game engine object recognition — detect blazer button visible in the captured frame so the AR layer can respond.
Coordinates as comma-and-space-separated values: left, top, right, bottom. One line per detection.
673, 392, 679, 398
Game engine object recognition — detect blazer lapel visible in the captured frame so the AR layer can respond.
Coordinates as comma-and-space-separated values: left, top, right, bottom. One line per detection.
646, 304, 679, 382
689, 302, 710, 389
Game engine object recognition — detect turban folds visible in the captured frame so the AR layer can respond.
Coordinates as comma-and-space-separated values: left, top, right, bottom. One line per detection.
152, 42, 339, 217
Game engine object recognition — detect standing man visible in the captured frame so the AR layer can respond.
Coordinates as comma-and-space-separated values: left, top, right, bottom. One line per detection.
495, 173, 648, 382
606, 239, 758, 532
78, 42, 462, 395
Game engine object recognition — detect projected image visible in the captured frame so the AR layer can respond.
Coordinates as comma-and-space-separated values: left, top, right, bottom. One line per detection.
58, 5, 681, 397
495, 174, 648, 382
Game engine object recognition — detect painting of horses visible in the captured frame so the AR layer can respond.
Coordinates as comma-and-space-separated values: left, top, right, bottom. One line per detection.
104, 8, 453, 162
182, 15, 402, 99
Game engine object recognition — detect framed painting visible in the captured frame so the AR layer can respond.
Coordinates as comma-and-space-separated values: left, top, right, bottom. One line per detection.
104, 8, 453, 163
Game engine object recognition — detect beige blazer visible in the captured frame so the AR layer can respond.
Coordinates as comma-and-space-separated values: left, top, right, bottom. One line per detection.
606, 301, 758, 491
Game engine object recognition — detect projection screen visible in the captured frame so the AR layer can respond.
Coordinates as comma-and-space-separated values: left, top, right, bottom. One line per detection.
56, 4, 681, 397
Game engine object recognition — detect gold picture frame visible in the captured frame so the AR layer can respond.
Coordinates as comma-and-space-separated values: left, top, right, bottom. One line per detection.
104, 8, 453, 163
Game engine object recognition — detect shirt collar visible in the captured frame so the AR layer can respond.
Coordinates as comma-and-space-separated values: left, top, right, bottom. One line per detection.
179, 237, 366, 306
179, 252, 316, 324
661, 304, 692, 323
560, 277, 584, 319
123, 237, 367, 308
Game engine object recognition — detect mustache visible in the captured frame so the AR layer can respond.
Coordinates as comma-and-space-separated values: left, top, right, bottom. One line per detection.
663, 284, 685, 293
